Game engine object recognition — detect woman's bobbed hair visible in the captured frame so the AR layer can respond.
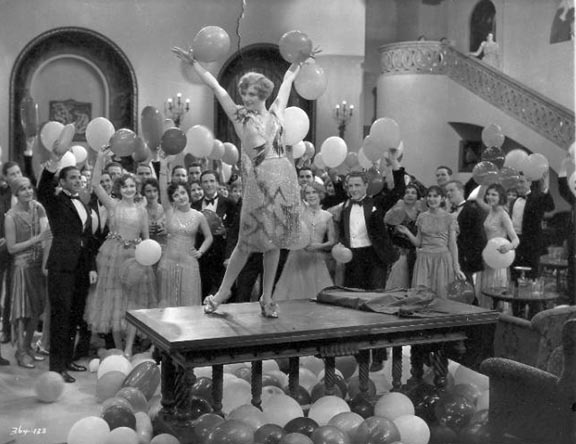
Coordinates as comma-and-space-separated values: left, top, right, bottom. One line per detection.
238, 72, 274, 101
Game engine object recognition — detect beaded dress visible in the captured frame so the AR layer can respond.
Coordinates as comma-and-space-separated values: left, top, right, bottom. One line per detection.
157, 208, 203, 307
411, 210, 458, 299
274, 207, 334, 301
235, 107, 304, 252
85, 203, 157, 333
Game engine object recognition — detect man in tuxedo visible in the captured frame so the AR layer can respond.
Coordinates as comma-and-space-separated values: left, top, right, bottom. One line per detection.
38, 161, 98, 383
511, 171, 555, 280
445, 180, 486, 296
193, 170, 237, 299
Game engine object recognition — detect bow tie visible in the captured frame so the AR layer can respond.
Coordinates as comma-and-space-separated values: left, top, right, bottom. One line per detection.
352, 199, 364, 206
65, 193, 81, 200
204, 196, 217, 205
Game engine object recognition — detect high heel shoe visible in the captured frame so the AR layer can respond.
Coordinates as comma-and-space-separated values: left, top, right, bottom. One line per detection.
259, 298, 279, 319
203, 295, 220, 314
35, 341, 50, 356
15, 351, 35, 369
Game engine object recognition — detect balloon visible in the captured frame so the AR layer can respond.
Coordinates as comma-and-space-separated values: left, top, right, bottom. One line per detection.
354, 416, 401, 444
122, 361, 161, 400
205, 419, 255, 444
96, 371, 126, 402
523, 153, 549, 181
284, 107, 310, 146
300, 356, 324, 376
292, 141, 306, 159
186, 125, 214, 157
313, 153, 325, 170
406, 383, 443, 424
141, 106, 163, 151
295, 60, 327, 100
187, 395, 214, 420
263, 385, 287, 403
228, 404, 267, 431
344, 152, 359, 169
310, 425, 351, 444
434, 393, 476, 431
393, 414, 430, 444
98, 355, 132, 379
498, 167, 520, 190
446, 279, 475, 304
58, 151, 77, 169
106, 426, 138, 444
161, 127, 186, 155
267, 370, 289, 388
34, 371, 65, 403
308, 395, 351, 426
150, 433, 180, 444
262, 394, 304, 427
190, 413, 224, 443
89, 358, 100, 373
192, 26, 231, 63
134, 411, 153, 444
482, 237, 515, 269
362, 135, 384, 162
255, 424, 286, 444
101, 396, 134, 415
71, 145, 88, 164
429, 424, 458, 444
471, 161, 498, 186
476, 390, 489, 411
454, 365, 489, 391
40, 121, 64, 152
115, 387, 148, 413
310, 382, 344, 403
222, 142, 239, 165
208, 139, 225, 160
284, 384, 312, 406
374, 392, 415, 420
328, 412, 364, 441
298, 367, 320, 392
220, 162, 232, 183
67, 416, 110, 444
370, 117, 401, 149
86, 117, 115, 152
335, 356, 357, 380
452, 383, 482, 407
222, 380, 252, 414
304, 141, 315, 159
163, 119, 175, 132
20, 92, 39, 137
481, 146, 505, 169
131, 137, 149, 163
285, 417, 319, 437
279, 30, 313, 63
367, 170, 385, 196
331, 244, 352, 264
110, 128, 138, 157
348, 394, 374, 419
280, 433, 314, 444
357, 148, 372, 169
481, 123, 504, 148
102, 403, 136, 431
503, 149, 529, 171
320, 137, 347, 168
55, 123, 75, 154
134, 239, 162, 266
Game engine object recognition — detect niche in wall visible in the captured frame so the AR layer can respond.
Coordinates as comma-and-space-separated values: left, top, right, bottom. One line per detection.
10, 27, 137, 167
469, 0, 496, 54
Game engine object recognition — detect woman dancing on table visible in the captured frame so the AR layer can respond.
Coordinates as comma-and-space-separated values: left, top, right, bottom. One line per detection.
173, 46, 306, 318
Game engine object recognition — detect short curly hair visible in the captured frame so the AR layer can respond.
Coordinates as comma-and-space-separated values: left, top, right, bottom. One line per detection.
238, 72, 274, 100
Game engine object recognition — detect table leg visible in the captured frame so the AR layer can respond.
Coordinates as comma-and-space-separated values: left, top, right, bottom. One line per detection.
323, 356, 336, 396
211, 364, 224, 416
431, 347, 449, 390
173, 365, 196, 421
160, 352, 177, 416
391, 347, 403, 392
288, 357, 300, 397
406, 345, 426, 388
356, 350, 370, 398
251, 360, 263, 410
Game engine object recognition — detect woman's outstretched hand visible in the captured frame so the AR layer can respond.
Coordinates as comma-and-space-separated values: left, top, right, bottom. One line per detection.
172, 46, 196, 65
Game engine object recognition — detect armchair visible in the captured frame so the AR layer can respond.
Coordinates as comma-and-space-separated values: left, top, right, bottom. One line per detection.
481, 318, 576, 444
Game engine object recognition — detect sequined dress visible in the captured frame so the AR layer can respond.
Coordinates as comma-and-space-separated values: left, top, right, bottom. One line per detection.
236, 107, 304, 252
157, 208, 203, 307
85, 203, 157, 333
8, 201, 47, 324
478, 209, 514, 307
411, 210, 458, 299
274, 208, 333, 301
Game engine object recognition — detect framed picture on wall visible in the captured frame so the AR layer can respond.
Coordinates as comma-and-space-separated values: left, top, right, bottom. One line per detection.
49, 99, 92, 141
459, 140, 482, 172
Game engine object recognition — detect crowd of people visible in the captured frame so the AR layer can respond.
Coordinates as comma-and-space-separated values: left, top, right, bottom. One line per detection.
0, 53, 565, 382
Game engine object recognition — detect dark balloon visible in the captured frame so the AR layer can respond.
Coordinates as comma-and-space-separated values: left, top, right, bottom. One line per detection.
320, 374, 348, 399
101, 404, 136, 430
161, 127, 186, 155
458, 409, 491, 444
284, 384, 312, 407
187, 395, 213, 420
354, 416, 400, 444
190, 376, 213, 405
284, 417, 319, 437
429, 424, 459, 444
481, 146, 505, 169
255, 423, 287, 444
190, 413, 224, 443
310, 425, 351, 444
348, 393, 374, 419
262, 373, 284, 389
347, 376, 376, 400
434, 393, 476, 431
410, 384, 445, 424
310, 382, 344, 403
141, 106, 163, 151
121, 361, 161, 400
205, 419, 255, 444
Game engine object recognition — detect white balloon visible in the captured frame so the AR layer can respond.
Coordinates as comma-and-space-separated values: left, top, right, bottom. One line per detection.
58, 151, 77, 169
482, 237, 515, 269
283, 107, 310, 146
357, 148, 372, 169
41, 121, 64, 152
71, 145, 88, 164
320, 137, 348, 168
135, 239, 162, 266
292, 141, 306, 159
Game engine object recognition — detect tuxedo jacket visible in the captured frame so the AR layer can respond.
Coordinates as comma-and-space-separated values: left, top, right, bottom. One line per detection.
515, 189, 555, 252
456, 200, 486, 274
37, 170, 96, 273
192, 194, 238, 260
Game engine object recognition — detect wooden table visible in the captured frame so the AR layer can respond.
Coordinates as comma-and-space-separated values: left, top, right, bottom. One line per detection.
127, 299, 497, 441
539, 254, 569, 293
482, 286, 559, 319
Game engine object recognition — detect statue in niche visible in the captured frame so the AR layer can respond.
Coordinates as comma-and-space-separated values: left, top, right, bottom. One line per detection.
470, 32, 500, 68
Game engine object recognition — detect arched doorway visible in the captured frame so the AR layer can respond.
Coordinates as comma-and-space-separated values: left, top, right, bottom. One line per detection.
10, 27, 137, 167
215, 44, 315, 150
469, 0, 497, 54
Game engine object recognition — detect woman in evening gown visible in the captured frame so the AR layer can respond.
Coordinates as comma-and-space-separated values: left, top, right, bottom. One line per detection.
157, 158, 212, 307
474, 183, 519, 307
5, 177, 50, 368
275, 182, 335, 301
85, 149, 157, 357
173, 45, 307, 317
397, 185, 465, 298
470, 32, 500, 68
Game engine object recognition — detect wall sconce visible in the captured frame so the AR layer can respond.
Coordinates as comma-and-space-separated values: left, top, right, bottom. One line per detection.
165, 92, 190, 127
334, 100, 354, 138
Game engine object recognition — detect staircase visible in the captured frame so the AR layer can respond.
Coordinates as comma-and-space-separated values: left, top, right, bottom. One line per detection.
379, 41, 574, 150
